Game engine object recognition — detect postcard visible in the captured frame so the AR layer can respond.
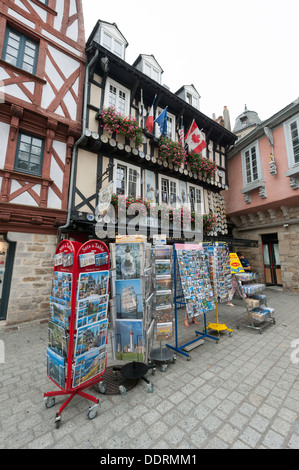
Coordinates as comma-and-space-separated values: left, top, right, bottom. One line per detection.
115, 242, 142, 280
155, 259, 171, 276
155, 305, 172, 323
48, 320, 68, 358
47, 347, 65, 389
155, 322, 172, 341
155, 275, 172, 291
77, 270, 109, 300
114, 319, 144, 361
72, 347, 107, 388
74, 319, 108, 357
115, 279, 143, 319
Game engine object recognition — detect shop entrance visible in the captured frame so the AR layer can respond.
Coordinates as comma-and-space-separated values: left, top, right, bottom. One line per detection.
261, 233, 282, 286
0, 235, 15, 321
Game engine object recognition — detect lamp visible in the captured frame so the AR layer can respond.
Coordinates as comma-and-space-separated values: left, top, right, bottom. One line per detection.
101, 57, 109, 73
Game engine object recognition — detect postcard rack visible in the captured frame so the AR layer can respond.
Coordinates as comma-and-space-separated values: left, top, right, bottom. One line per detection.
166, 244, 218, 360
109, 240, 155, 393
44, 239, 110, 428
149, 245, 175, 371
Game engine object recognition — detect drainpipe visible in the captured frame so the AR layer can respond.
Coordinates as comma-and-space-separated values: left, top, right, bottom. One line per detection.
57, 48, 99, 244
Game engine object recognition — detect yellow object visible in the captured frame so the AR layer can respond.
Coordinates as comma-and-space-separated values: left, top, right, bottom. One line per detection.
230, 253, 244, 274
207, 302, 233, 335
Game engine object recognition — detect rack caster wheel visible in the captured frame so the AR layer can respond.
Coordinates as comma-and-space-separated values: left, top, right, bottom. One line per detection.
98, 382, 106, 394
87, 403, 99, 420
55, 414, 61, 429
151, 367, 156, 376
119, 385, 127, 395
161, 364, 167, 373
147, 383, 154, 393
173, 355, 177, 363
187, 356, 191, 361
45, 397, 55, 409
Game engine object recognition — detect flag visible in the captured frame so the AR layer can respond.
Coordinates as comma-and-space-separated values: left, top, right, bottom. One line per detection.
178, 116, 184, 147
145, 94, 157, 134
154, 106, 168, 136
184, 119, 206, 153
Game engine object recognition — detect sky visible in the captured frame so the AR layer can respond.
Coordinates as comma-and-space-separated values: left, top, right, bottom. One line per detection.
81, 0, 299, 130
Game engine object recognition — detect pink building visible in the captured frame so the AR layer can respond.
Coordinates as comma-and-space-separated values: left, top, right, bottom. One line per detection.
223, 99, 299, 292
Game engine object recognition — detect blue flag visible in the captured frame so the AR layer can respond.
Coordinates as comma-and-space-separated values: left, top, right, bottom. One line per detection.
154, 107, 168, 136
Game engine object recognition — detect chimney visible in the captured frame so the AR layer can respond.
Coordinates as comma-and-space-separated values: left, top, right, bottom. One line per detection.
223, 106, 231, 131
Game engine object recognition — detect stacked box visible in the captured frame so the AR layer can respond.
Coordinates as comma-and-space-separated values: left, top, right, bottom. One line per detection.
250, 306, 275, 322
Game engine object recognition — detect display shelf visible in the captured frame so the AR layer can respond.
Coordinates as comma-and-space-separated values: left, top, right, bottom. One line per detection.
44, 239, 110, 428
234, 273, 276, 333
166, 244, 218, 360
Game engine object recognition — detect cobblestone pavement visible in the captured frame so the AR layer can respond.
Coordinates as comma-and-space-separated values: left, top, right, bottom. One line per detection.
1, 287, 299, 450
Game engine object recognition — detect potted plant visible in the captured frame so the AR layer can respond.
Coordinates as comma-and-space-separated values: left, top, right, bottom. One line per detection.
158, 136, 187, 166
188, 150, 217, 179
98, 106, 144, 147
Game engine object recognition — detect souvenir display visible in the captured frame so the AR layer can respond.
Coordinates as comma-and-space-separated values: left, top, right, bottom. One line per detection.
45, 240, 110, 425
152, 245, 173, 341
203, 242, 232, 303
176, 245, 215, 318
111, 241, 154, 363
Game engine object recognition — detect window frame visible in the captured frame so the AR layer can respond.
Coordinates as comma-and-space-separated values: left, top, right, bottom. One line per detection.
241, 140, 263, 191
155, 107, 176, 140
100, 29, 125, 59
2, 27, 39, 75
104, 78, 130, 116
113, 159, 141, 198
14, 132, 44, 176
186, 183, 204, 214
284, 112, 299, 173
158, 174, 179, 208
142, 60, 161, 83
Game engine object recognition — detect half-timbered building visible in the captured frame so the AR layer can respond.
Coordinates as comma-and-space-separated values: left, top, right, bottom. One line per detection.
64, 20, 237, 247
0, 0, 85, 324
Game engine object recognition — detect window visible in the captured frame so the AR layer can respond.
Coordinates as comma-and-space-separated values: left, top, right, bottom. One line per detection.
14, 133, 44, 175
39, 0, 48, 4
114, 160, 140, 198
105, 78, 130, 116
245, 146, 258, 184
187, 184, 203, 213
284, 115, 299, 168
241, 140, 262, 187
155, 108, 175, 140
159, 175, 178, 207
101, 30, 123, 58
143, 61, 160, 83
3, 28, 38, 75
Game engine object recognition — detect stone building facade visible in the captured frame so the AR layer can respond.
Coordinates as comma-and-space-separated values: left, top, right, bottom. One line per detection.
223, 98, 299, 292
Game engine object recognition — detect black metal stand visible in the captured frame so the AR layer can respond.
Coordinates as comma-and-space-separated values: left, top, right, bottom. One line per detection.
113, 361, 155, 393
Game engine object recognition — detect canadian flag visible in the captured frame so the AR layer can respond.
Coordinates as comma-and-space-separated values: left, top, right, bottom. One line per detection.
184, 119, 207, 153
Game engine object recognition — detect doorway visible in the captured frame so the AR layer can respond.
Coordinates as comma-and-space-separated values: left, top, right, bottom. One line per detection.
261, 233, 282, 286
0, 234, 15, 321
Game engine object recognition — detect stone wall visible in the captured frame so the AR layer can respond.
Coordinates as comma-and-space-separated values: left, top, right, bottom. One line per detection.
231, 221, 299, 293
5, 232, 56, 325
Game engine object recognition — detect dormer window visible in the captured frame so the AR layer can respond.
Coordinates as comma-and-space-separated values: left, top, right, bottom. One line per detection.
175, 85, 200, 111
143, 61, 160, 82
133, 54, 163, 84
89, 21, 128, 61
102, 30, 123, 58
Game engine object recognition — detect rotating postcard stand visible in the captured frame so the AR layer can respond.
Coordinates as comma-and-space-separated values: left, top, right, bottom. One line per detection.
110, 241, 155, 393
166, 244, 218, 360
150, 245, 175, 371
44, 239, 110, 428
203, 242, 233, 337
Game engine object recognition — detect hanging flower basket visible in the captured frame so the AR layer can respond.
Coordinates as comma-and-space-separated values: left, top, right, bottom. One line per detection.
98, 106, 144, 147
158, 136, 187, 166
188, 150, 217, 179
202, 213, 216, 233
